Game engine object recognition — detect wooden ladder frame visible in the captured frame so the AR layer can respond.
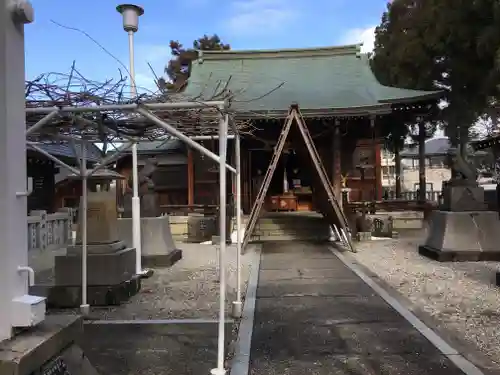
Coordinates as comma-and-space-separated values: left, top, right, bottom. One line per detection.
242, 106, 354, 252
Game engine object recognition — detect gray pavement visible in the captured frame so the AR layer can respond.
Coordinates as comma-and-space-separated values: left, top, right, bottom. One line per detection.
248, 241, 468, 375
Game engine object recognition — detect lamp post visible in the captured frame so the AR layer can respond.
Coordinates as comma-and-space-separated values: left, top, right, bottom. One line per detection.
116, 4, 147, 277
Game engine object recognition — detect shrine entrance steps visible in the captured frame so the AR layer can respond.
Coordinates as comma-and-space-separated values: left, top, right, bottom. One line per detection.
244, 241, 473, 375
235, 212, 331, 243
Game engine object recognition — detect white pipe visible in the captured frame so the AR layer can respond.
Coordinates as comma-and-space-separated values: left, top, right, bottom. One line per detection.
87, 141, 133, 177
80, 144, 89, 315
136, 107, 236, 174
232, 133, 242, 318
26, 142, 80, 175
25, 100, 227, 114
25, 109, 59, 135
212, 113, 228, 375
191, 135, 236, 140
128, 30, 143, 276
17, 266, 35, 286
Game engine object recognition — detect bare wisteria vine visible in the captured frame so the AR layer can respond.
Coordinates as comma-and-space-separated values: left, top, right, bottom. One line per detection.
25, 62, 258, 144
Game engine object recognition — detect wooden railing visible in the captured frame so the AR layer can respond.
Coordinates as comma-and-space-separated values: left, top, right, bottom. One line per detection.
384, 190, 441, 203
27, 208, 74, 252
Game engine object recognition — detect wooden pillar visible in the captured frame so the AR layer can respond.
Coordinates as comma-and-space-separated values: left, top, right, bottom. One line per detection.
187, 148, 194, 205
395, 141, 402, 198
332, 119, 342, 207
370, 116, 379, 201
418, 119, 426, 202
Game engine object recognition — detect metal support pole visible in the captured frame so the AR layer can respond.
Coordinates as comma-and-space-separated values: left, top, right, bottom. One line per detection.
136, 107, 236, 174
25, 109, 59, 135
80, 146, 89, 315
231, 133, 242, 318
127, 30, 145, 277
25, 100, 227, 114
26, 142, 80, 175
211, 113, 228, 375
87, 141, 133, 177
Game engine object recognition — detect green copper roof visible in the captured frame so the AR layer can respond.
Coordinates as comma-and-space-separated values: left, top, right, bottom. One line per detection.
183, 44, 441, 117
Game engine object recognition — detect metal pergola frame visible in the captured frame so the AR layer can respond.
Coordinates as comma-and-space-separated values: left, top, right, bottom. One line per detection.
25, 100, 243, 375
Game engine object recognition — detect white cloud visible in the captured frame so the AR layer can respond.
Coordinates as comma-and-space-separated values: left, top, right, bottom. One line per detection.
130, 44, 171, 94
340, 26, 376, 53
226, 0, 297, 36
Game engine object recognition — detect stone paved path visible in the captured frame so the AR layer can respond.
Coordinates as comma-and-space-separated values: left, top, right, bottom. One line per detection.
248, 241, 468, 374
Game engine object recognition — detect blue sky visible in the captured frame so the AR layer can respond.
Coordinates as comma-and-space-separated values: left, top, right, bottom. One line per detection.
26, 0, 388, 91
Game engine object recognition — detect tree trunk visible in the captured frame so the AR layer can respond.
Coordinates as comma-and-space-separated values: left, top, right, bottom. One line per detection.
418, 121, 426, 202
395, 140, 402, 198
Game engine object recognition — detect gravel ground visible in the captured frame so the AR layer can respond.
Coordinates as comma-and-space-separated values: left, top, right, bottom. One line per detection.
47, 243, 255, 320
351, 229, 500, 366
91, 243, 254, 320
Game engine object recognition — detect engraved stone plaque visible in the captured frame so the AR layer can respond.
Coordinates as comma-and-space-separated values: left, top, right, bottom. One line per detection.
76, 190, 119, 244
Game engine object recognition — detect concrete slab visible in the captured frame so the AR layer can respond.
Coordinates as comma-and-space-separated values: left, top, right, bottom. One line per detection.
260, 242, 331, 255
254, 296, 403, 324
250, 321, 442, 358
250, 354, 462, 375
260, 257, 349, 270
82, 322, 233, 375
256, 277, 374, 298
258, 266, 356, 281
237, 241, 474, 375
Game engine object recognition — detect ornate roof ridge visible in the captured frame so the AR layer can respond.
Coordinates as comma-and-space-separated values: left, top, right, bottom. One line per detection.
197, 44, 362, 61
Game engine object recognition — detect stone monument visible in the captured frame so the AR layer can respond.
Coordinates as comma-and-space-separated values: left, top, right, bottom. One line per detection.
45, 169, 140, 307
122, 157, 160, 218
419, 146, 500, 261
118, 157, 182, 267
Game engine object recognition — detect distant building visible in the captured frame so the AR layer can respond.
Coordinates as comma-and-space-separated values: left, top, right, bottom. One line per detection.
400, 137, 451, 193
380, 148, 396, 192
381, 137, 452, 196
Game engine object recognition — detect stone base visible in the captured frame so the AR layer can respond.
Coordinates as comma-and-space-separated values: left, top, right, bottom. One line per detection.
67, 240, 126, 255
117, 216, 182, 268
30, 276, 141, 308
55, 247, 136, 286
0, 315, 99, 375
419, 210, 500, 262
442, 185, 487, 211
142, 248, 183, 267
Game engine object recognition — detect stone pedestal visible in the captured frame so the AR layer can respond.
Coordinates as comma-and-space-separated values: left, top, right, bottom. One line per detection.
441, 185, 487, 211
0, 315, 99, 375
43, 190, 141, 307
56, 246, 136, 286
117, 216, 182, 267
419, 211, 500, 261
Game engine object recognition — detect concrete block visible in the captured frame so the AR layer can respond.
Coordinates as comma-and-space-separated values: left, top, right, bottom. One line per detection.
30, 276, 141, 308
0, 315, 99, 375
117, 216, 182, 267
420, 210, 500, 261
55, 247, 136, 286
442, 185, 487, 212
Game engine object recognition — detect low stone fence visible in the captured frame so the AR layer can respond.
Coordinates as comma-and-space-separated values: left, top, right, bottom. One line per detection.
27, 209, 74, 252
27, 209, 74, 279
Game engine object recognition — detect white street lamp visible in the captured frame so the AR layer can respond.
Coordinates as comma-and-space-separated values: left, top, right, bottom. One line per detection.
116, 4, 149, 277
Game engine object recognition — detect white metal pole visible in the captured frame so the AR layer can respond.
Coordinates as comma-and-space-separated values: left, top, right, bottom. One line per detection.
128, 30, 144, 276
211, 114, 228, 375
80, 145, 89, 315
136, 107, 236, 174
231, 133, 242, 318
0, 0, 36, 341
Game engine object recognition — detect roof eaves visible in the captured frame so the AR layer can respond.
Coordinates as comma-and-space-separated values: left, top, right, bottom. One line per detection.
198, 44, 363, 61
232, 104, 393, 119
378, 90, 444, 104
